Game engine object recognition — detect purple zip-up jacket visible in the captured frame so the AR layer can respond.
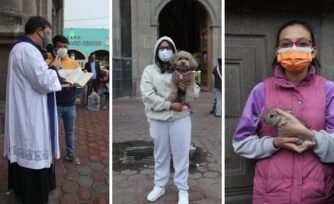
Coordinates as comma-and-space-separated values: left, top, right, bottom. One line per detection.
233, 66, 334, 203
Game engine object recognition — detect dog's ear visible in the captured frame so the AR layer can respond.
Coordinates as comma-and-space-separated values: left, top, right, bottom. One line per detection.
190, 55, 198, 70
169, 52, 178, 69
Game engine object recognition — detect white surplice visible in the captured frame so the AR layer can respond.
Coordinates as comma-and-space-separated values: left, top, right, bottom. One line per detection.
4, 42, 61, 169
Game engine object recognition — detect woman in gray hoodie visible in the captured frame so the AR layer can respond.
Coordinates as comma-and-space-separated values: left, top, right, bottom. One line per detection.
140, 36, 200, 204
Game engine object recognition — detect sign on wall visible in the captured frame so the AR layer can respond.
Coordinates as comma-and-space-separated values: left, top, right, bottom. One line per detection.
64, 28, 109, 57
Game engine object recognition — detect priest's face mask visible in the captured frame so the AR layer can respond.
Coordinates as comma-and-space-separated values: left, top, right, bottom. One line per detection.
37, 27, 51, 49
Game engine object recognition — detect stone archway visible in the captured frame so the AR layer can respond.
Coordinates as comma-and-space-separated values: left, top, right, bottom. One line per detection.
68, 49, 85, 60
93, 49, 109, 61
150, 0, 219, 26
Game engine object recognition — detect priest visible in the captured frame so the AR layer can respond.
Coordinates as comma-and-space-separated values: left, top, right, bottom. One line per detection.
4, 16, 62, 204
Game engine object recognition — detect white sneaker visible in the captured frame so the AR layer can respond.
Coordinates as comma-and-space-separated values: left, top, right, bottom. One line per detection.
178, 191, 189, 204
190, 143, 196, 151
147, 186, 165, 201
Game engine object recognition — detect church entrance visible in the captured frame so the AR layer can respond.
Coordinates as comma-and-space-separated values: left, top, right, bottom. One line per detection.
158, 0, 212, 91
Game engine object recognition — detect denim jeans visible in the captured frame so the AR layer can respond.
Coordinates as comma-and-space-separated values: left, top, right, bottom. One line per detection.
99, 85, 109, 108
214, 88, 222, 116
57, 105, 76, 155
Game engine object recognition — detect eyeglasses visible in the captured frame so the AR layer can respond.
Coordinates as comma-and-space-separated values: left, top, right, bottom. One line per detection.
277, 38, 313, 48
159, 46, 172, 50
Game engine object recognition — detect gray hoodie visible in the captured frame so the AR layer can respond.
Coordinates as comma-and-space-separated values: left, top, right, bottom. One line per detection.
140, 36, 200, 121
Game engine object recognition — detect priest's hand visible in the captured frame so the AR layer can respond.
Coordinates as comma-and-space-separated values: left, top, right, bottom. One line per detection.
50, 56, 62, 71
59, 77, 71, 85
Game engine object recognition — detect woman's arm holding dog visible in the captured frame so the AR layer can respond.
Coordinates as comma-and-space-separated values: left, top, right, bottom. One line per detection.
140, 66, 171, 111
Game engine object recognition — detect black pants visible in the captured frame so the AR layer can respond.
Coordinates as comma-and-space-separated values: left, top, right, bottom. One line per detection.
8, 161, 56, 204
88, 79, 98, 95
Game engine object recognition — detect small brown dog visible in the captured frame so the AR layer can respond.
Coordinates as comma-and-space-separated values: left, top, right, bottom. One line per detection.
168, 51, 198, 110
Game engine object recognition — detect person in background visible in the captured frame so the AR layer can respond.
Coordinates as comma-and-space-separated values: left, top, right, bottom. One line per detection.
212, 58, 222, 117
233, 20, 334, 203
209, 99, 216, 114
84, 52, 101, 95
46, 35, 81, 165
5, 16, 62, 204
97, 55, 109, 109
141, 36, 200, 204
69, 52, 75, 60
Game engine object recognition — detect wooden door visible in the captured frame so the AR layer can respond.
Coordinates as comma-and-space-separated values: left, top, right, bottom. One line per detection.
200, 16, 212, 91
225, 34, 267, 204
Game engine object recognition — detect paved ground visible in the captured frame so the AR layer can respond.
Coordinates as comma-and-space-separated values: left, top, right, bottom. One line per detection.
0, 103, 109, 204
112, 91, 222, 204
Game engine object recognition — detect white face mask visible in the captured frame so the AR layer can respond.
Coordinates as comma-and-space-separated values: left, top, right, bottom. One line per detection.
57, 48, 68, 58
158, 49, 173, 62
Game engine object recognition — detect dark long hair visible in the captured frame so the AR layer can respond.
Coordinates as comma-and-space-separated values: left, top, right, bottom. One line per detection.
154, 40, 176, 73
272, 20, 321, 71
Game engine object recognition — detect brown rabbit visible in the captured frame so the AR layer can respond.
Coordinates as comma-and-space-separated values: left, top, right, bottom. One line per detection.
263, 108, 314, 146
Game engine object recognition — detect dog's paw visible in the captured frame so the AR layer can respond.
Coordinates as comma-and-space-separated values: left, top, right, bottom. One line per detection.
184, 91, 194, 104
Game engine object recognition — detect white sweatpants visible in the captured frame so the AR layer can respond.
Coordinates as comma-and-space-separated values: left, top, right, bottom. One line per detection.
148, 116, 191, 191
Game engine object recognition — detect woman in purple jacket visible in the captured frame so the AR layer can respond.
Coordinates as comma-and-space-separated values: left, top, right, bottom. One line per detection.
233, 20, 334, 203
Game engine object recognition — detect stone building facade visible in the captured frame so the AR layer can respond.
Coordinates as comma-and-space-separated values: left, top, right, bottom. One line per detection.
0, 0, 64, 134
113, 0, 222, 98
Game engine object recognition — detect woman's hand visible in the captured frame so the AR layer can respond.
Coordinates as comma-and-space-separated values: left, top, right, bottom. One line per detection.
273, 137, 311, 153
276, 109, 315, 141
170, 102, 182, 111
273, 109, 315, 153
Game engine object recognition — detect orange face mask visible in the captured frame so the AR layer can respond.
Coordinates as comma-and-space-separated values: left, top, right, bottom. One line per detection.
277, 48, 313, 74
